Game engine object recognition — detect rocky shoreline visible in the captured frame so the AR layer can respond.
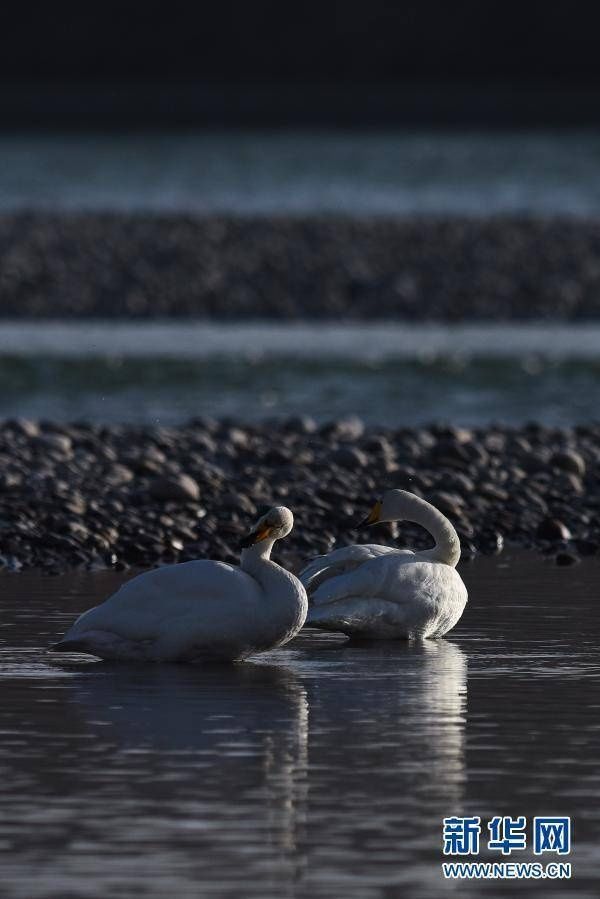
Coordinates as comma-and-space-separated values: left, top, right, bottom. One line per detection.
3, 213, 600, 319
0, 417, 598, 574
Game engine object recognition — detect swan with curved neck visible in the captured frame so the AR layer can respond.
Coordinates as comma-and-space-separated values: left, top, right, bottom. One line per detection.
300, 489, 467, 640
52, 506, 307, 662
359, 489, 461, 567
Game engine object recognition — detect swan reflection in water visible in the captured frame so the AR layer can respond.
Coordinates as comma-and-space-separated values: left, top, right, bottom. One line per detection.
59, 638, 466, 895
61, 660, 309, 892
279, 637, 468, 893
275, 637, 468, 812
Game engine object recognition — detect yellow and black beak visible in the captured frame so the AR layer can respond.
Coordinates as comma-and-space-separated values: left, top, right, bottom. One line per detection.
356, 499, 382, 529
239, 524, 273, 550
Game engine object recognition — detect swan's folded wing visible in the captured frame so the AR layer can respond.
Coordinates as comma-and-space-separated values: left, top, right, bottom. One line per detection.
308, 559, 468, 638
299, 544, 400, 592
310, 555, 389, 606
66, 560, 260, 642
310, 553, 420, 607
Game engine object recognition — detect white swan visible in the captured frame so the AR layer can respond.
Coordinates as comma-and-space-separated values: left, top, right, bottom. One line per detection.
300, 489, 467, 639
51, 506, 307, 662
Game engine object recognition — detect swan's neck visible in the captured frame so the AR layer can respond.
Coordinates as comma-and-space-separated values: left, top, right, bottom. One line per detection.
240, 540, 307, 639
240, 539, 276, 576
390, 495, 461, 567
240, 540, 302, 595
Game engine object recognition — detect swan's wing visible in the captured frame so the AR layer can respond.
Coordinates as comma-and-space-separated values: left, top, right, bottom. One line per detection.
65, 560, 261, 643
299, 544, 405, 592
311, 555, 438, 607
308, 559, 467, 637
307, 596, 410, 634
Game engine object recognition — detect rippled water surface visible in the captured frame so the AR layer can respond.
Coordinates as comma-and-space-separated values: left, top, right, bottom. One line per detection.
3, 131, 600, 215
2, 321, 600, 426
1, 555, 599, 898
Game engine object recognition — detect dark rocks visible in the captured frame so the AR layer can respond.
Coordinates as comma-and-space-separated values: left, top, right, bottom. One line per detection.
574, 538, 599, 557
0, 417, 599, 573
10, 419, 39, 438
536, 518, 572, 542
220, 491, 256, 515
0, 472, 22, 492
477, 530, 505, 555
5, 214, 600, 320
148, 474, 200, 503
321, 417, 365, 442
555, 551, 580, 567
281, 415, 318, 434
550, 450, 586, 478
34, 433, 73, 455
0, 554, 23, 571
479, 483, 509, 503
330, 446, 369, 469
426, 491, 464, 519
103, 464, 134, 487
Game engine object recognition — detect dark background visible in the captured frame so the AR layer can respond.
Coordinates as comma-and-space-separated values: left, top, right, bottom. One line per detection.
3, 1, 600, 128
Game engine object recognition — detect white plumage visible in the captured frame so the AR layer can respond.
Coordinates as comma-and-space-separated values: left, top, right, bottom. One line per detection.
52, 506, 307, 662
300, 490, 467, 639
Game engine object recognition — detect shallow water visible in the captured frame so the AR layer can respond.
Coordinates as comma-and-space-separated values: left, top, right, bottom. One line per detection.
2, 321, 600, 426
3, 131, 600, 215
1, 554, 599, 897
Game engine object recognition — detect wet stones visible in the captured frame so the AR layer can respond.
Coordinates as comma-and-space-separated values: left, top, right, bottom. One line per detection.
9, 419, 39, 439
321, 416, 365, 442
220, 491, 256, 516
4, 213, 600, 321
0, 417, 598, 572
426, 491, 464, 519
550, 450, 586, 478
33, 433, 73, 456
148, 474, 200, 503
103, 464, 134, 487
536, 518, 572, 542
555, 550, 580, 567
477, 530, 505, 555
330, 446, 369, 469
0, 472, 22, 492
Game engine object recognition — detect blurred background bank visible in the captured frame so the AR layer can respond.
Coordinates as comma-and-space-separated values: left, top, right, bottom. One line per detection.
1, 2, 600, 426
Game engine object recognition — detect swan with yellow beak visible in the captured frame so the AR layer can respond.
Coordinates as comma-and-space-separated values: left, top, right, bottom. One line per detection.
300, 489, 467, 639
52, 506, 307, 662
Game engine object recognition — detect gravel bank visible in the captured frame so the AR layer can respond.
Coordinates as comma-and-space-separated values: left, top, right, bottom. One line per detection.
0, 417, 598, 573
2, 213, 600, 319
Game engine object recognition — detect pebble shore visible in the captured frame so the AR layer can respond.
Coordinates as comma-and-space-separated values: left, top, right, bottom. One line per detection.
0, 417, 598, 573
3, 213, 600, 319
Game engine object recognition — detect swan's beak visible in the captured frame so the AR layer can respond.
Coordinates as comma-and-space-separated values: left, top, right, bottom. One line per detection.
239, 524, 273, 549
356, 499, 382, 528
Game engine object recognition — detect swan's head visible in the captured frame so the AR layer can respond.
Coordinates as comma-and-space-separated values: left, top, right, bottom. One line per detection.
358, 489, 413, 526
239, 506, 294, 549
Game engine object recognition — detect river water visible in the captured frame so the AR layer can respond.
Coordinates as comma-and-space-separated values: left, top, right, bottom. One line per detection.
2, 321, 600, 426
1, 554, 598, 897
2, 131, 600, 215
